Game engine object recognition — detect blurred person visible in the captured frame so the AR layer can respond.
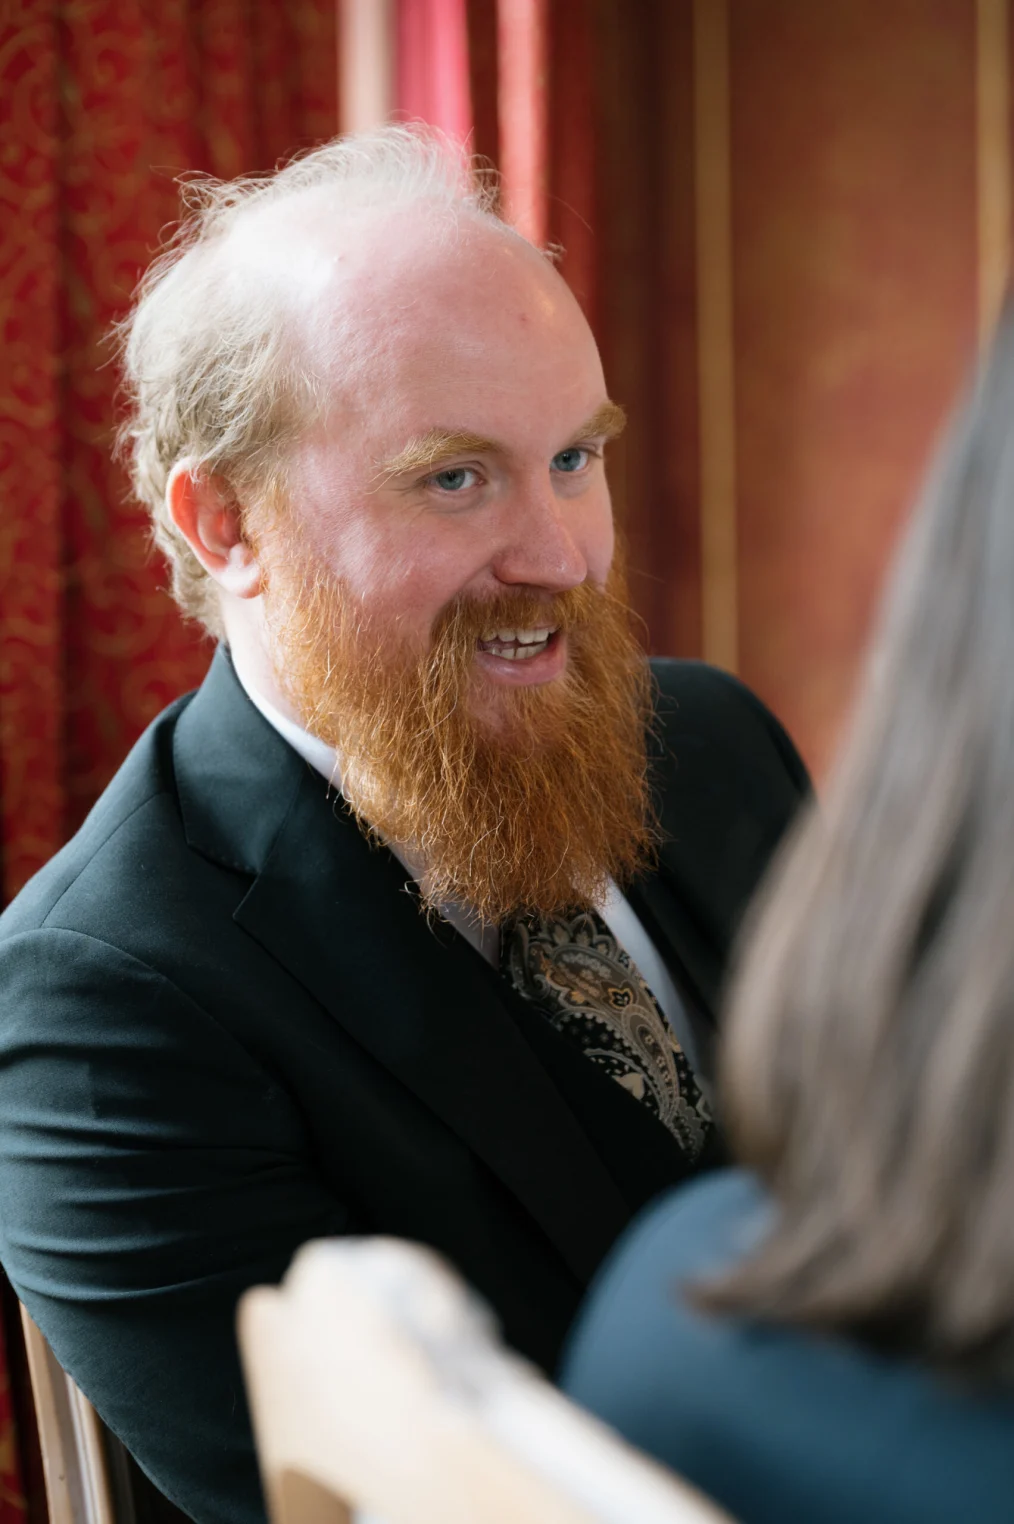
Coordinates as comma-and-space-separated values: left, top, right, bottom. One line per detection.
561, 308, 1014, 1522
0, 128, 807, 1524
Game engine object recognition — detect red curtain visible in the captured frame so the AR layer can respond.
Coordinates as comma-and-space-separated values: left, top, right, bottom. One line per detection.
0, 3, 337, 1514
1, 0, 338, 906
396, 0, 471, 143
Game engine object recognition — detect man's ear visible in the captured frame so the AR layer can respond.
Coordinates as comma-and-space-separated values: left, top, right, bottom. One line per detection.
166, 463, 263, 599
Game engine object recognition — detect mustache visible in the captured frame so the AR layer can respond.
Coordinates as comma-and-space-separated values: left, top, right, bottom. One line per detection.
430, 579, 621, 648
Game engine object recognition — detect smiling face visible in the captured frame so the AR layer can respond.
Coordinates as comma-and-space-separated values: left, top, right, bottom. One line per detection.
267, 208, 620, 726
213, 203, 654, 916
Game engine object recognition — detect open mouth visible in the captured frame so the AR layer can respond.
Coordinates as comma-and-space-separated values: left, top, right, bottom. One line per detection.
477, 625, 560, 661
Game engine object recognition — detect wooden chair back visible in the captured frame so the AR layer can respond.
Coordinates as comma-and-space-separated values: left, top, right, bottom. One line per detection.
18, 1305, 129, 1524
238, 1238, 734, 1524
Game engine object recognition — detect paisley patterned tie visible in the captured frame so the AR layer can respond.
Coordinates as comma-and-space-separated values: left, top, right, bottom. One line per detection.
503, 908, 713, 1160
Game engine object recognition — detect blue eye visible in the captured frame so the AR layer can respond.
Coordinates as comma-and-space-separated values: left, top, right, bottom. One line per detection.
430, 466, 478, 492
552, 447, 590, 474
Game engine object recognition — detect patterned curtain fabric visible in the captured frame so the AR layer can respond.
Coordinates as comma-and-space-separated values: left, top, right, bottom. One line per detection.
1, 0, 338, 907
0, 4, 337, 1515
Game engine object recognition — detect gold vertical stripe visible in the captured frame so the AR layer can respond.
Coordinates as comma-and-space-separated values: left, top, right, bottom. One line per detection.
977, 0, 1011, 347
694, 0, 738, 673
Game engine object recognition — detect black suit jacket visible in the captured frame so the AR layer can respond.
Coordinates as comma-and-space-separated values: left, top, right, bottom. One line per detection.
0, 650, 807, 1524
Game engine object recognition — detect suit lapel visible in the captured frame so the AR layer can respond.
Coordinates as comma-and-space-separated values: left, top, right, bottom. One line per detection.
174, 651, 632, 1285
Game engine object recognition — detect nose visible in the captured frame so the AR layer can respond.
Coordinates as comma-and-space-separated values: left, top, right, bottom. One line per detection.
489, 490, 589, 593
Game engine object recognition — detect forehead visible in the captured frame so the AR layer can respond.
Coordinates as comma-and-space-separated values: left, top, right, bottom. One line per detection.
282, 208, 607, 451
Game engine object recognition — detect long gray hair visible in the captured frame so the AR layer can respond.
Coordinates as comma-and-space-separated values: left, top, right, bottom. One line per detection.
704, 307, 1014, 1379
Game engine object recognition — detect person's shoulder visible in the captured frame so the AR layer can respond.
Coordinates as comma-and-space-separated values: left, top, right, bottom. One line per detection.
560, 1170, 769, 1411
566, 1171, 1014, 1524
0, 692, 193, 941
588, 1168, 770, 1298
643, 663, 810, 934
648, 658, 810, 798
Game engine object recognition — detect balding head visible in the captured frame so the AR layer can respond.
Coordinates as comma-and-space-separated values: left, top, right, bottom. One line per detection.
222, 191, 573, 404
116, 126, 525, 633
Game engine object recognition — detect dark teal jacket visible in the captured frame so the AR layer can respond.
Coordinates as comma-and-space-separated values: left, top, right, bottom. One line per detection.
563, 1170, 1014, 1524
0, 652, 805, 1524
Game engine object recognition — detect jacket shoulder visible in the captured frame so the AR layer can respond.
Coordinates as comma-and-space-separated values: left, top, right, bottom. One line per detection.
648, 659, 810, 797
639, 662, 811, 978
0, 694, 192, 939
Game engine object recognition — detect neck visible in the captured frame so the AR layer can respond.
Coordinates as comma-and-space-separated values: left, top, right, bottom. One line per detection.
221, 601, 305, 729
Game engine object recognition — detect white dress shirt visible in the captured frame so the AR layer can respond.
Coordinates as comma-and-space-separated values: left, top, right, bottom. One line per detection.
233, 665, 706, 1084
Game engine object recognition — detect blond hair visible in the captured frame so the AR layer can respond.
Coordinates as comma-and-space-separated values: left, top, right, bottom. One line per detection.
115, 126, 502, 634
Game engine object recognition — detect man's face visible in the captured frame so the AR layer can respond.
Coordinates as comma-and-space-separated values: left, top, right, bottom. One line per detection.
249, 209, 652, 919
274, 213, 619, 726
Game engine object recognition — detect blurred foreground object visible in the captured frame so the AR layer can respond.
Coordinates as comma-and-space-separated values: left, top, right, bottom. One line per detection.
238, 1237, 732, 1524
19, 1308, 188, 1524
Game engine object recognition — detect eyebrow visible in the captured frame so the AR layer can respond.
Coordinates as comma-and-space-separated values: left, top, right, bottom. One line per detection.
372, 399, 627, 485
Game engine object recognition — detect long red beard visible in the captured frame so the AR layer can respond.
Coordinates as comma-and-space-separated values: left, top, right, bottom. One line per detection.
261, 554, 657, 923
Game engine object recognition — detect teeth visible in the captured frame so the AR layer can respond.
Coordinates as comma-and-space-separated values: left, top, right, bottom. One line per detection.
498, 643, 543, 661
479, 625, 557, 644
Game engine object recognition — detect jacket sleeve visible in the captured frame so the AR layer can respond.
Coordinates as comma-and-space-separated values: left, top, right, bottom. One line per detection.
0, 926, 351, 1524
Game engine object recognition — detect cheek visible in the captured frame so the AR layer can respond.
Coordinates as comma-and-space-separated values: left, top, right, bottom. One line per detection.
346, 528, 488, 640
379, 510, 502, 595
284, 451, 382, 587
289, 446, 503, 625
293, 492, 419, 605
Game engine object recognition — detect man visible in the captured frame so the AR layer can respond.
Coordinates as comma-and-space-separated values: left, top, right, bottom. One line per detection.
0, 128, 807, 1524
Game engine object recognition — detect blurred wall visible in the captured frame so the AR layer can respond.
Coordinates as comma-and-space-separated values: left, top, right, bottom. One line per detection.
728, 0, 987, 777
0, 0, 337, 900
583, 0, 999, 779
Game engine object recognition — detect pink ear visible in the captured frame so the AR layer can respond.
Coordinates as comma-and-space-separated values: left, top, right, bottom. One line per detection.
166, 465, 263, 601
